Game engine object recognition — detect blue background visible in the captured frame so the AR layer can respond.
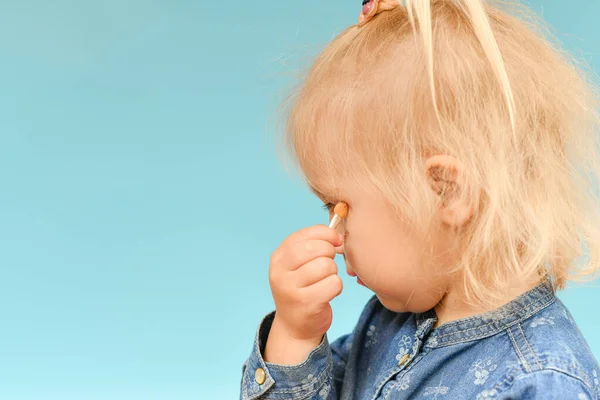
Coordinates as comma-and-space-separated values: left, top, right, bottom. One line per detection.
0, 1, 597, 399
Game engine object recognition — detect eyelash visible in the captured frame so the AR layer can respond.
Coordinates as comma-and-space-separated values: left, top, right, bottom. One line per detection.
322, 202, 335, 212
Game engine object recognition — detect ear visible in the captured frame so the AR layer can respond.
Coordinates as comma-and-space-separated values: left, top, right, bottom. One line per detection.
425, 155, 476, 227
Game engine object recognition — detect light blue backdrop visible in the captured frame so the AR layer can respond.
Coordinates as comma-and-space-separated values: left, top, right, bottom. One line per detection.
0, 1, 597, 399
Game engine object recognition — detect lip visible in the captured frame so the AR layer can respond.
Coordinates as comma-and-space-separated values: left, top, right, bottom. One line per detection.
346, 268, 365, 286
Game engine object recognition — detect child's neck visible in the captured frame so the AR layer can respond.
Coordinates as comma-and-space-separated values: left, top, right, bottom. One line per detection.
433, 272, 544, 328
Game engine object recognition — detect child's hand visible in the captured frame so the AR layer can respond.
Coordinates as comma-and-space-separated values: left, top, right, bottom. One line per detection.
264, 225, 344, 364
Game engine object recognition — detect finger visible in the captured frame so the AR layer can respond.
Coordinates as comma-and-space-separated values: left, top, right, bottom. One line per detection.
302, 274, 344, 304
284, 225, 344, 248
294, 256, 338, 287
272, 239, 336, 271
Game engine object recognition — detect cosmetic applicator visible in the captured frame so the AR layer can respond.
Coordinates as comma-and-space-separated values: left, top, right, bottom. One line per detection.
328, 202, 348, 229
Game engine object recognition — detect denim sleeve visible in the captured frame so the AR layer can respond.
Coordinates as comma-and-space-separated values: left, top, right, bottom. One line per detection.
496, 370, 597, 400
240, 311, 353, 400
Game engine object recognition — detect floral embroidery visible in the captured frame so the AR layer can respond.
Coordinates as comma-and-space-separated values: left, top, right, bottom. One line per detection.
426, 334, 439, 348
530, 316, 555, 328
423, 385, 449, 398
593, 370, 599, 386
365, 325, 378, 348
395, 335, 412, 363
424, 375, 449, 399
384, 371, 415, 399
415, 321, 428, 337
504, 360, 521, 371
396, 370, 413, 391
475, 389, 498, 399
470, 359, 498, 385
319, 383, 331, 399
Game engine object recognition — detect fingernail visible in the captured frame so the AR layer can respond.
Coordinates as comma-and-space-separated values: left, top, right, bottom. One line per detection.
338, 233, 345, 243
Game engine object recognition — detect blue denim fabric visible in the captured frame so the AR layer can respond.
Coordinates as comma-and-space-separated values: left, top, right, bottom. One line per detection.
240, 280, 600, 399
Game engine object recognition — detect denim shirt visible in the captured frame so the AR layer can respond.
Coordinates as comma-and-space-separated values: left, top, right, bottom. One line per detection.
240, 280, 600, 399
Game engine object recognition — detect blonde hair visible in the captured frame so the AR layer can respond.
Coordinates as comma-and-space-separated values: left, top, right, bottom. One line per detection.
278, 0, 600, 307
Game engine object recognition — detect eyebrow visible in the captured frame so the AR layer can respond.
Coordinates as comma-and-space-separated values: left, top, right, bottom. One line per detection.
309, 185, 341, 202
309, 186, 326, 199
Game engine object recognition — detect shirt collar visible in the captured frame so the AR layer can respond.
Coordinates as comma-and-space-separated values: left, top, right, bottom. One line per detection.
416, 278, 556, 348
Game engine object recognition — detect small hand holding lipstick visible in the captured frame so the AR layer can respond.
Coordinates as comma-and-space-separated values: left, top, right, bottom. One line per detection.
264, 203, 348, 364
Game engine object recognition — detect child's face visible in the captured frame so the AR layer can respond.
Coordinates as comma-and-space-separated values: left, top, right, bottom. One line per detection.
326, 180, 454, 313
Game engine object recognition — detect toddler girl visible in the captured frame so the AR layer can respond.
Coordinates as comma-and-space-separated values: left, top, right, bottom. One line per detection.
240, 0, 600, 398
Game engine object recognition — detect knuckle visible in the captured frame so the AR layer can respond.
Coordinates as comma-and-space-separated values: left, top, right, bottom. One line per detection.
319, 257, 332, 269
327, 243, 337, 257
316, 241, 335, 256
321, 257, 335, 271
329, 261, 339, 275
331, 276, 343, 294
270, 248, 283, 265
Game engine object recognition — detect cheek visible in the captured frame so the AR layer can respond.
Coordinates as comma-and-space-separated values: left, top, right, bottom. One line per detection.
342, 223, 387, 271
344, 218, 424, 276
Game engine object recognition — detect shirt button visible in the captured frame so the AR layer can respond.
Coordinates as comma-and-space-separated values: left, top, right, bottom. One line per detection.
398, 354, 410, 366
255, 367, 266, 385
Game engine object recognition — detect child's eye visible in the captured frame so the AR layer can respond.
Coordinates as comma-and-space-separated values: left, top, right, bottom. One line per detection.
322, 202, 335, 212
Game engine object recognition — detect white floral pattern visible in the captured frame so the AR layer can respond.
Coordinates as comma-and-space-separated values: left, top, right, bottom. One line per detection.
530, 316, 555, 328
475, 389, 498, 399
426, 334, 439, 347
241, 281, 598, 400
395, 335, 413, 363
365, 325, 378, 348
319, 383, 331, 399
423, 385, 449, 398
424, 375, 449, 399
470, 359, 498, 385
396, 370, 413, 391
504, 360, 521, 371
415, 321, 429, 337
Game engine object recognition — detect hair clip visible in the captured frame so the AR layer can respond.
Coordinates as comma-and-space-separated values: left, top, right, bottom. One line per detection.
358, 0, 400, 26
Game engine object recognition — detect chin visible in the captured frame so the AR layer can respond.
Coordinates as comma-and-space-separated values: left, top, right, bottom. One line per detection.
376, 293, 439, 314
376, 294, 410, 313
